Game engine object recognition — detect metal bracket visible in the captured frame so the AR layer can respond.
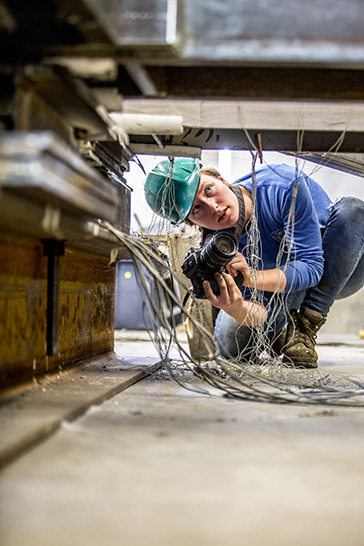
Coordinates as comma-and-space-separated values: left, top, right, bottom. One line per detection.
42, 239, 65, 356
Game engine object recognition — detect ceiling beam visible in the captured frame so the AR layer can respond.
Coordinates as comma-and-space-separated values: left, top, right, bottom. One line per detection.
123, 62, 159, 96
122, 98, 364, 132
129, 129, 364, 154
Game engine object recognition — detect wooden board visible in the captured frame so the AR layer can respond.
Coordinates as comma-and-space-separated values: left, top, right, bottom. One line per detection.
122, 98, 364, 132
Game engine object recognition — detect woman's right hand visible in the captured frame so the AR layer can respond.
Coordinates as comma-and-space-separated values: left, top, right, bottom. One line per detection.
203, 272, 267, 326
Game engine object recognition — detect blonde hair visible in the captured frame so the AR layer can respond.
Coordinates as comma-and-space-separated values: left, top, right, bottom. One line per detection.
200, 166, 222, 179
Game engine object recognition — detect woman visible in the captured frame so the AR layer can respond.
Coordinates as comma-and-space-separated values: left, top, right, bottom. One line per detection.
144, 157, 364, 368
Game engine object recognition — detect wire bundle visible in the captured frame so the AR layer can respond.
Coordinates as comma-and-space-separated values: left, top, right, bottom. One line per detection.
102, 219, 364, 407
103, 130, 364, 406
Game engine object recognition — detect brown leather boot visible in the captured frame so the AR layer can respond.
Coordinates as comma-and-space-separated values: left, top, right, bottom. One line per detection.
271, 328, 287, 356
282, 308, 326, 368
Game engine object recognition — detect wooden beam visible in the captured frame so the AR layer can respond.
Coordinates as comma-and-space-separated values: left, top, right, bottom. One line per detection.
122, 99, 364, 132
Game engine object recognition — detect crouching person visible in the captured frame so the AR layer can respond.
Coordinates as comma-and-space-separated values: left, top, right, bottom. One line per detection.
144, 158, 364, 368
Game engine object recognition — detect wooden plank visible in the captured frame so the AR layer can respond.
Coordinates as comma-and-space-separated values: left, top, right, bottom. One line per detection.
122, 99, 364, 132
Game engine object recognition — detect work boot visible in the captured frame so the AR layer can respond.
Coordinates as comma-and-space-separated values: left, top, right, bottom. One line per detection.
270, 328, 287, 356
282, 308, 326, 368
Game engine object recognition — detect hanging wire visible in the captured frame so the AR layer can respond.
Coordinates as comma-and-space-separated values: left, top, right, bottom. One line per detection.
106, 118, 363, 406
102, 218, 364, 407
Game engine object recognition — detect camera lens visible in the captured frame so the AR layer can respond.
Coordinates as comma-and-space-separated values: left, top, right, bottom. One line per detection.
215, 234, 236, 255
201, 232, 238, 269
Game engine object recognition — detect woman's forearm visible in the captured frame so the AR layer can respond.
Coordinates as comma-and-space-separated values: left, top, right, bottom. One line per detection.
246, 268, 287, 293
231, 300, 268, 327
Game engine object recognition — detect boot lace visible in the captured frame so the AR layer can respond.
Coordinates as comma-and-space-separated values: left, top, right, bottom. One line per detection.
287, 311, 316, 347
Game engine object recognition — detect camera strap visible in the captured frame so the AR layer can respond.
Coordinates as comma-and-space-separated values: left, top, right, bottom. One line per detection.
230, 185, 246, 242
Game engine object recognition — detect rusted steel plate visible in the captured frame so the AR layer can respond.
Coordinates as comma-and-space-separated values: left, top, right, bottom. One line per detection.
0, 232, 117, 388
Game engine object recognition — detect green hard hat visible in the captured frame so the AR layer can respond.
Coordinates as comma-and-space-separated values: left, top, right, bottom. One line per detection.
144, 158, 201, 225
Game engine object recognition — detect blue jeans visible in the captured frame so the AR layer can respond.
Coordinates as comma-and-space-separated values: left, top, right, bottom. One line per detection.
214, 197, 364, 359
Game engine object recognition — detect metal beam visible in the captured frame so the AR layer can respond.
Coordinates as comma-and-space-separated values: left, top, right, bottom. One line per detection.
84, 0, 364, 66
123, 62, 159, 96
128, 128, 364, 154
128, 130, 364, 177
138, 66, 364, 102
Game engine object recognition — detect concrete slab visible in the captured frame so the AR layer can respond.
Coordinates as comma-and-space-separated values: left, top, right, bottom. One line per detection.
0, 353, 161, 468
0, 333, 364, 546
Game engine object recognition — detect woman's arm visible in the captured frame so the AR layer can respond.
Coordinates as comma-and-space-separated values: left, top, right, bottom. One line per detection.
229, 170, 326, 294
203, 272, 268, 326
227, 252, 287, 293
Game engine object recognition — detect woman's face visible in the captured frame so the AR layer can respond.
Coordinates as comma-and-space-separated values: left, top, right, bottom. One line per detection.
187, 173, 239, 230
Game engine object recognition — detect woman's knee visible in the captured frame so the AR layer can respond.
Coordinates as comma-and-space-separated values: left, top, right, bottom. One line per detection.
214, 311, 252, 359
331, 197, 364, 227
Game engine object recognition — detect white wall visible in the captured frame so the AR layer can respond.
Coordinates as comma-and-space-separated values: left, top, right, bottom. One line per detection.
124, 154, 179, 234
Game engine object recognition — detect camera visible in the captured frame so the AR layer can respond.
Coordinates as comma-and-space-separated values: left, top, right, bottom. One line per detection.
181, 231, 243, 298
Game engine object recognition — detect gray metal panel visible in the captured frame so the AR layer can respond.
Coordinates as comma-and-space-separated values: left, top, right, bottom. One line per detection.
184, 0, 364, 42
85, 0, 364, 65
85, 0, 177, 46
0, 132, 128, 223
182, 0, 364, 64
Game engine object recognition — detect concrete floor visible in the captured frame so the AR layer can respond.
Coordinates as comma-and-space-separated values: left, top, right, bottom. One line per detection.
1, 332, 364, 546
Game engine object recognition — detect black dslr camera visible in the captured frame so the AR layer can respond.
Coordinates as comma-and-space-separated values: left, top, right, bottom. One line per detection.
181, 231, 243, 299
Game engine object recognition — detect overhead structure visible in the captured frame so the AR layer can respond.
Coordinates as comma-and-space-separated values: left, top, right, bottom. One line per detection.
1, 0, 364, 175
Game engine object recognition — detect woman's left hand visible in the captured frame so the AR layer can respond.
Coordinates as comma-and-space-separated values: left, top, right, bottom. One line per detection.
226, 252, 250, 285
203, 272, 247, 324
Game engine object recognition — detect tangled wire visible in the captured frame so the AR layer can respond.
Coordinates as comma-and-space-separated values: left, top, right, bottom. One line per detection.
101, 219, 364, 408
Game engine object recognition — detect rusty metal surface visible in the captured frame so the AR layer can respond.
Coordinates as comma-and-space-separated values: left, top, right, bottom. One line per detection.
0, 232, 118, 389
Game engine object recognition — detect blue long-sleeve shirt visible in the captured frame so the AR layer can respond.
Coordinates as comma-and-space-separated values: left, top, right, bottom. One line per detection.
230, 164, 332, 294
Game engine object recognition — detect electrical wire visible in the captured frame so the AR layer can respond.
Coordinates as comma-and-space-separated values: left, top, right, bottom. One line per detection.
101, 218, 364, 407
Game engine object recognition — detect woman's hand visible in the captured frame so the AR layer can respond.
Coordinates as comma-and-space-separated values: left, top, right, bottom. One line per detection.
226, 252, 250, 284
203, 272, 267, 326
227, 251, 287, 293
